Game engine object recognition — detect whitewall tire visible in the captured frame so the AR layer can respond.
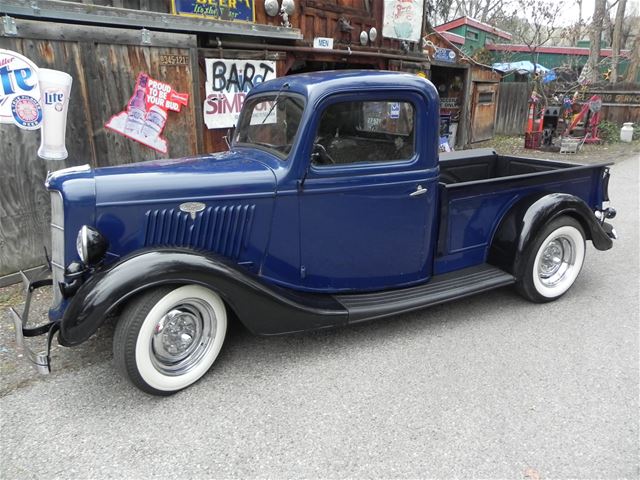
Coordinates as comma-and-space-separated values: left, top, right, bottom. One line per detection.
114, 285, 227, 395
516, 216, 586, 303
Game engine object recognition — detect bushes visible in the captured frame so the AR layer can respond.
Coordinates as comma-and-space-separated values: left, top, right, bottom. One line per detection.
597, 120, 620, 143
598, 120, 640, 143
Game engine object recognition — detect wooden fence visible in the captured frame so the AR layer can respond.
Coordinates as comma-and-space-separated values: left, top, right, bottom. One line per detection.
0, 20, 201, 278
495, 82, 640, 136
495, 82, 531, 135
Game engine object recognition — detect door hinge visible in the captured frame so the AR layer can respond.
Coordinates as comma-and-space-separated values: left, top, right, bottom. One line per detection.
141, 28, 152, 45
2, 15, 17, 36
300, 265, 306, 279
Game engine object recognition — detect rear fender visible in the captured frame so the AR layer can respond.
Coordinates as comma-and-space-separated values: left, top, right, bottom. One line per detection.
59, 248, 347, 346
488, 193, 613, 277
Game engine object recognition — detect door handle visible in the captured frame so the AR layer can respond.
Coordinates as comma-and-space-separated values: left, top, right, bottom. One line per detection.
410, 185, 428, 197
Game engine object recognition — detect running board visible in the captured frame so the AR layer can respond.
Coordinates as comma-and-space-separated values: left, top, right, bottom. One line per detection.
336, 264, 515, 322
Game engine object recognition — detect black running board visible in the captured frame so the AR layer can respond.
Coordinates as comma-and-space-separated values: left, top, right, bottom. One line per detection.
335, 264, 515, 323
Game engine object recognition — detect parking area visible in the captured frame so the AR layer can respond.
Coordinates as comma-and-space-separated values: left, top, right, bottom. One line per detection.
0, 153, 638, 479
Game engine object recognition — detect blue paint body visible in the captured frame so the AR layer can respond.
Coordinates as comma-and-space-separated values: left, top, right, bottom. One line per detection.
45, 71, 608, 322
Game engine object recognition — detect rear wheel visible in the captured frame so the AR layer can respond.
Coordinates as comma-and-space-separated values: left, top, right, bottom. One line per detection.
113, 285, 227, 395
516, 216, 586, 303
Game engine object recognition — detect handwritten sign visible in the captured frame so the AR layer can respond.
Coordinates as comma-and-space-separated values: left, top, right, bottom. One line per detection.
172, 0, 255, 23
106, 73, 189, 153
203, 59, 277, 129
382, 0, 424, 43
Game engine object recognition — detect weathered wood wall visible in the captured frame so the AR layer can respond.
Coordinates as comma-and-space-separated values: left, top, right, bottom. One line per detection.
67, 0, 409, 51
601, 104, 640, 124
0, 19, 201, 276
299, 0, 403, 51
68, 0, 171, 12
495, 82, 531, 135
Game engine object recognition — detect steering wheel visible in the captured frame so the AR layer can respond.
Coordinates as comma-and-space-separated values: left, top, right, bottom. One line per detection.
312, 143, 335, 165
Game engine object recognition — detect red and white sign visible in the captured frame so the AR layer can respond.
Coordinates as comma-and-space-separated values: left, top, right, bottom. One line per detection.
106, 73, 189, 153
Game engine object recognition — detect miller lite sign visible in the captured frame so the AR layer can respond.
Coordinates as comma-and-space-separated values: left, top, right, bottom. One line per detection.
38, 69, 73, 160
1, 49, 74, 160
0, 49, 42, 130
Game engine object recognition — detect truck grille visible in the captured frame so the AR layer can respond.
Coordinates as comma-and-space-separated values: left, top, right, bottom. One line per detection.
144, 204, 255, 260
50, 191, 65, 305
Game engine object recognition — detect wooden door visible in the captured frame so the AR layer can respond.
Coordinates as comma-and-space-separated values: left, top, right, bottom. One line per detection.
470, 82, 499, 143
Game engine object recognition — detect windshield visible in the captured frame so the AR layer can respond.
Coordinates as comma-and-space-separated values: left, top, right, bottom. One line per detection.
233, 94, 305, 158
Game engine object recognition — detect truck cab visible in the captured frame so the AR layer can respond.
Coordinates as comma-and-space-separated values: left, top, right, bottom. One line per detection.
10, 71, 616, 395
241, 72, 440, 292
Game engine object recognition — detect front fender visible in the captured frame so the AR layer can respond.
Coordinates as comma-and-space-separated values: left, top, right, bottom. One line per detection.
59, 249, 347, 346
488, 193, 613, 276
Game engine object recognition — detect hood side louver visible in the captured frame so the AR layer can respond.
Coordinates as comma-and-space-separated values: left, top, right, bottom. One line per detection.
144, 204, 255, 259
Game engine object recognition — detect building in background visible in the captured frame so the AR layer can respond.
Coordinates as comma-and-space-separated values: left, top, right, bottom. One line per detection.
434, 16, 512, 57
434, 16, 636, 83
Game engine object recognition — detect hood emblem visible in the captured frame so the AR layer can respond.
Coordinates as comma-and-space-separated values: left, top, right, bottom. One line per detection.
179, 202, 206, 220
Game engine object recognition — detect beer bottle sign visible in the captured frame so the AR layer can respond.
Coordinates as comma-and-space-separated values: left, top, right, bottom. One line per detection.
106, 72, 189, 154
0, 49, 43, 130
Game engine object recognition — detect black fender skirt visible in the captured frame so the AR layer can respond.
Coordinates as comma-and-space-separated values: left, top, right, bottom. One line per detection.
59, 249, 348, 346
488, 193, 613, 276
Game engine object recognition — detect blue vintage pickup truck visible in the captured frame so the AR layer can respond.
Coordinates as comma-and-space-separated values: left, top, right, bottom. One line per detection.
11, 71, 617, 395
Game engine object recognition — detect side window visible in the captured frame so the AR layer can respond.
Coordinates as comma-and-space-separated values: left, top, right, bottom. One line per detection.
312, 100, 415, 166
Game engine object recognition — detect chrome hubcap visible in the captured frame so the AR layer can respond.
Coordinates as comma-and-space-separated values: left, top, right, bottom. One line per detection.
150, 299, 216, 376
538, 236, 574, 287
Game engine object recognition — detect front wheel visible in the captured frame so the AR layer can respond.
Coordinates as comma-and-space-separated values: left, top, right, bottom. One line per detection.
516, 216, 586, 303
113, 285, 227, 395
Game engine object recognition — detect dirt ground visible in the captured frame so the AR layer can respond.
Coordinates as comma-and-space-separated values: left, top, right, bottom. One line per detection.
473, 135, 640, 164
0, 137, 638, 396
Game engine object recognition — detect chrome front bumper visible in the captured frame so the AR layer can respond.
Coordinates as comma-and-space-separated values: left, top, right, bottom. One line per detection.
7, 271, 59, 375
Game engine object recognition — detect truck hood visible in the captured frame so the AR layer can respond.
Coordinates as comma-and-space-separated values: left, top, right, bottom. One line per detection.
93, 150, 277, 205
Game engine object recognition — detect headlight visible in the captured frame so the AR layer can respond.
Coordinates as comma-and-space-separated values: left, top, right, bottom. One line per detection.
76, 225, 108, 266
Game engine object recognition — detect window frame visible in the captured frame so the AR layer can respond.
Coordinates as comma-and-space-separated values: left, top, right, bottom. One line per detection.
465, 28, 479, 40
309, 96, 419, 171
232, 91, 307, 161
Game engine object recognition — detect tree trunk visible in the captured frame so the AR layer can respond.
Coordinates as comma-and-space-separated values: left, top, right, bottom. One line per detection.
587, 0, 607, 83
624, 32, 640, 82
610, 0, 627, 83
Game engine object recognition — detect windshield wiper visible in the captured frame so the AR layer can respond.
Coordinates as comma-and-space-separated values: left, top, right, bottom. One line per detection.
261, 82, 290, 124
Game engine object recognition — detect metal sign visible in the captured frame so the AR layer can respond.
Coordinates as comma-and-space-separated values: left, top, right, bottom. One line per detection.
106, 73, 189, 154
433, 47, 456, 63
0, 49, 42, 129
313, 37, 334, 49
382, 0, 424, 43
172, 0, 256, 23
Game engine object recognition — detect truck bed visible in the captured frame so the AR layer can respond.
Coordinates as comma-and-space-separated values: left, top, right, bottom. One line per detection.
439, 148, 598, 185
435, 149, 610, 275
